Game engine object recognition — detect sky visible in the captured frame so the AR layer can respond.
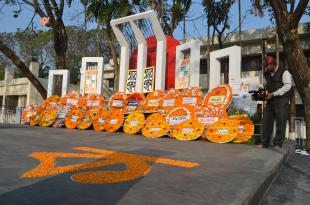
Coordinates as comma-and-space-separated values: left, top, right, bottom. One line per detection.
0, 1, 309, 40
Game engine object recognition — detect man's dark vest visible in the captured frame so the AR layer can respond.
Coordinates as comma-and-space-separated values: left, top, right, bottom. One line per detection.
264, 67, 292, 98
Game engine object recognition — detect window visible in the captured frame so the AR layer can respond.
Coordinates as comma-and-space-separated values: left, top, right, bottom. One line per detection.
241, 56, 261, 72
109, 79, 114, 88
200, 58, 208, 74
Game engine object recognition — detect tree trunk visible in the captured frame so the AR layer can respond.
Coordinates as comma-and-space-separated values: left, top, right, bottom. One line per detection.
0, 40, 47, 99
53, 20, 68, 96
305, 104, 310, 149
104, 28, 120, 91
279, 29, 310, 149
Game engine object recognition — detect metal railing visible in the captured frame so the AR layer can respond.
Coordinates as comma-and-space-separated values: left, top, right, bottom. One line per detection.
0, 106, 23, 124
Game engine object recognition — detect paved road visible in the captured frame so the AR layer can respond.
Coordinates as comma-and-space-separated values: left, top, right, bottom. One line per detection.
0, 125, 288, 205
261, 154, 310, 205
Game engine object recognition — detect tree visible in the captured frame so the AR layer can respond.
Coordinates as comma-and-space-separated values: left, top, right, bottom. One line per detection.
23, 0, 68, 71
203, 0, 235, 83
150, 0, 192, 36
86, 0, 144, 91
203, 0, 234, 48
0, 40, 47, 98
254, 0, 310, 149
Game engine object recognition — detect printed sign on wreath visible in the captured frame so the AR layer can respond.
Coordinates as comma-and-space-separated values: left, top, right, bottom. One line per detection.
176, 59, 190, 89
126, 69, 137, 94
143, 67, 155, 93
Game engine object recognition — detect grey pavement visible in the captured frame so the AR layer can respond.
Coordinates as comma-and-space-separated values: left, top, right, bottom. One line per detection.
0, 125, 293, 205
260, 154, 310, 205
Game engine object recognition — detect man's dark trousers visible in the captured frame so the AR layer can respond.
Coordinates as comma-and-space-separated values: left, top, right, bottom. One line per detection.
261, 97, 290, 147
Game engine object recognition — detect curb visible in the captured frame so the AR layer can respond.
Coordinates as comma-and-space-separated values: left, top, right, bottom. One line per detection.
247, 140, 295, 205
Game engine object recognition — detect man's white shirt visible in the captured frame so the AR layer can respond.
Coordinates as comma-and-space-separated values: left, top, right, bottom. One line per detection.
269, 66, 292, 96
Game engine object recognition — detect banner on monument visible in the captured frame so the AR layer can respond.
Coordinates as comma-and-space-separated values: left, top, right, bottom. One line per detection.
143, 67, 155, 93
84, 70, 97, 94
126, 69, 137, 94
176, 59, 190, 89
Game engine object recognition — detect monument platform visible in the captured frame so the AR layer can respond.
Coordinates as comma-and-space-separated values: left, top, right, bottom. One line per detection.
0, 125, 293, 205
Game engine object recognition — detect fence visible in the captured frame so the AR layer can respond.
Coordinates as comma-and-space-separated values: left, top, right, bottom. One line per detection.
0, 106, 23, 124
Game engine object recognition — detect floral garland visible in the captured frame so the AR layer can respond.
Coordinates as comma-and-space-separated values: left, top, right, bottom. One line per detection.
40, 110, 58, 127
103, 110, 124, 132
229, 115, 254, 143
142, 113, 170, 138
171, 119, 204, 141
203, 84, 232, 110
205, 118, 239, 143
123, 112, 145, 134
165, 105, 196, 128
77, 111, 95, 130
93, 109, 110, 131
52, 104, 72, 128
124, 92, 145, 113
108, 92, 127, 112
65, 109, 84, 129
142, 90, 164, 113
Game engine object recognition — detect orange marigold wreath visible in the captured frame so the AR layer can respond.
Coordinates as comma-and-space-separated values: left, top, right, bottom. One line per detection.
142, 90, 164, 113
165, 105, 196, 128
161, 89, 180, 112
22, 104, 38, 124
65, 109, 84, 129
178, 87, 203, 107
103, 110, 124, 132
62, 92, 80, 107
29, 106, 45, 126
205, 118, 239, 143
229, 115, 254, 143
124, 92, 145, 113
86, 95, 104, 111
93, 109, 110, 131
40, 109, 58, 127
171, 119, 204, 141
196, 104, 227, 127
203, 84, 232, 110
142, 113, 170, 138
77, 111, 95, 130
43, 95, 61, 108
123, 112, 145, 134
108, 92, 126, 112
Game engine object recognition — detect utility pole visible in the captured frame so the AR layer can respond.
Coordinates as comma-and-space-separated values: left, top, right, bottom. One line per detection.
238, 0, 242, 48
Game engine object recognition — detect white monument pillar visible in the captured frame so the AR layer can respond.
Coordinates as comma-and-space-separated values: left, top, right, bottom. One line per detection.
175, 39, 202, 88
47, 69, 70, 97
209, 45, 241, 90
111, 10, 167, 92
80, 57, 104, 95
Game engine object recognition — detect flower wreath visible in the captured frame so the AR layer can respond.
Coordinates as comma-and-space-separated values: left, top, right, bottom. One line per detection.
171, 119, 204, 141
123, 112, 145, 134
142, 113, 170, 138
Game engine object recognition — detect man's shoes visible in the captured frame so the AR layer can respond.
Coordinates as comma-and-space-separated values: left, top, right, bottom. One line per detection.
272, 145, 282, 152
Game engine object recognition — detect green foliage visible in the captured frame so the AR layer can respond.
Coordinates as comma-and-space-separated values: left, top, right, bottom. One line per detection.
161, 0, 192, 35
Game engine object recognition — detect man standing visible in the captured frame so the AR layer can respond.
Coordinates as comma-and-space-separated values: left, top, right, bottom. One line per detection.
258, 56, 292, 150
